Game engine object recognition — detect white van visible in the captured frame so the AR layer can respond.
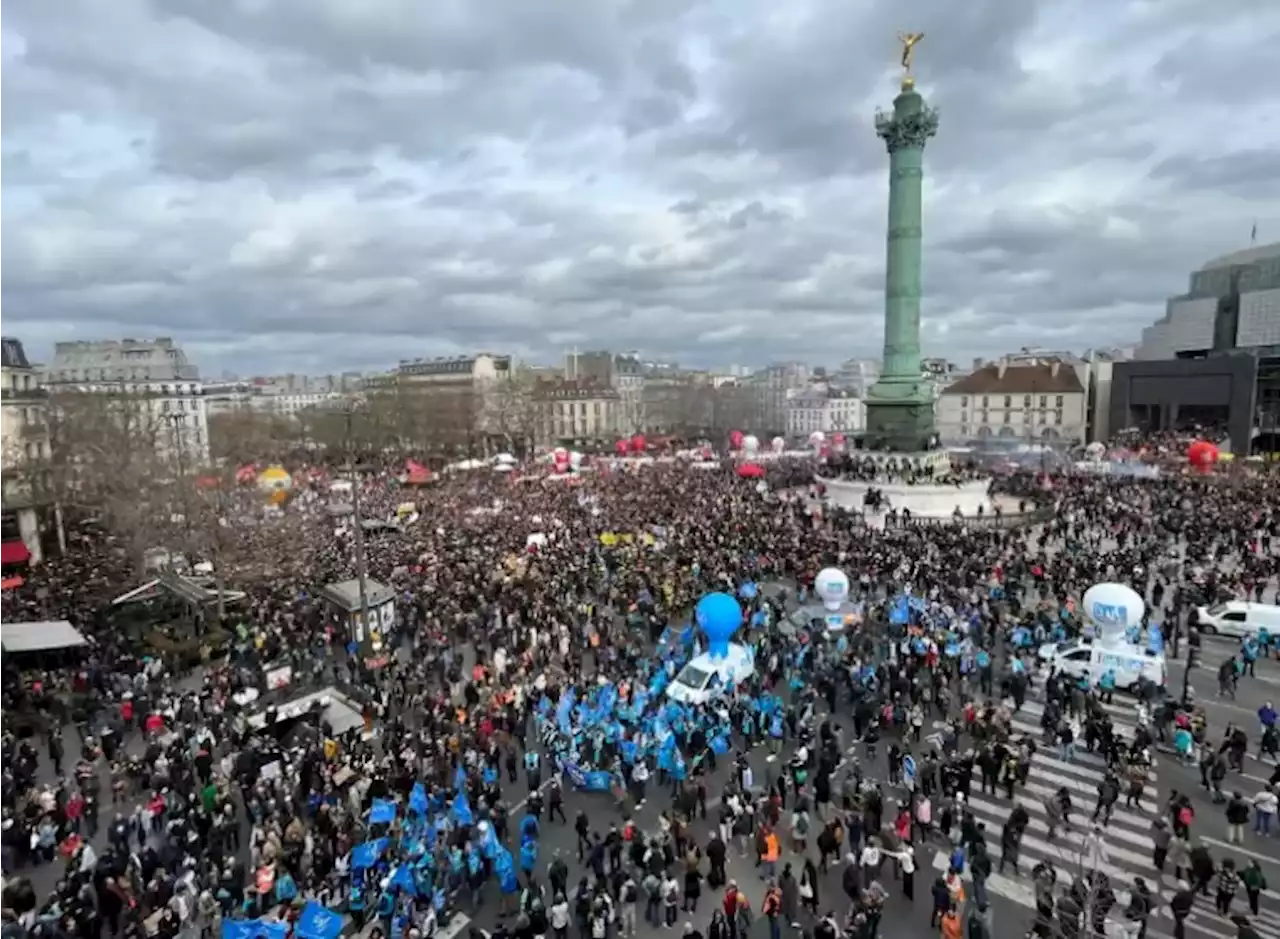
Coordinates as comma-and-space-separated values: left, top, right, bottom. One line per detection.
1041, 639, 1166, 692
1195, 601, 1280, 640
667, 645, 756, 705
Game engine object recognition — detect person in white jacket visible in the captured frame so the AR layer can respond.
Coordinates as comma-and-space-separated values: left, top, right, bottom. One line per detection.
1252, 787, 1278, 835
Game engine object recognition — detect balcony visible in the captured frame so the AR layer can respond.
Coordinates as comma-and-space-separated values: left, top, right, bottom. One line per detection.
1, 386, 48, 403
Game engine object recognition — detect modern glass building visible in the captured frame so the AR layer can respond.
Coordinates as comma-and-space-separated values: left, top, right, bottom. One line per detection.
1114, 243, 1280, 453
1139, 243, 1280, 359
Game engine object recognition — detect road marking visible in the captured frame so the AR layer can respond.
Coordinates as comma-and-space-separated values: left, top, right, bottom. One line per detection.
1199, 835, 1280, 869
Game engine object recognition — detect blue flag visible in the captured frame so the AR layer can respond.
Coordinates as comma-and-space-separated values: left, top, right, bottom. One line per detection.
452, 792, 474, 826
351, 838, 388, 870
369, 799, 398, 824
453, 764, 467, 792
409, 782, 428, 816
295, 903, 344, 939
387, 864, 419, 897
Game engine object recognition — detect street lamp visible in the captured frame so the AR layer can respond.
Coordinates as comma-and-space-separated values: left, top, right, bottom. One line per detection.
342, 406, 374, 656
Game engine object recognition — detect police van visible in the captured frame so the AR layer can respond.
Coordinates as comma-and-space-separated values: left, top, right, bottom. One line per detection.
1038, 638, 1166, 692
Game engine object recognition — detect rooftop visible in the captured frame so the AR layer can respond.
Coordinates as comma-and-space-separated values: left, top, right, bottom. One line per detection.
943, 361, 1084, 396
1199, 242, 1280, 271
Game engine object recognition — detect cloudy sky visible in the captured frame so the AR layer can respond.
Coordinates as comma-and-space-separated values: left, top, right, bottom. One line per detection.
3, 0, 1278, 377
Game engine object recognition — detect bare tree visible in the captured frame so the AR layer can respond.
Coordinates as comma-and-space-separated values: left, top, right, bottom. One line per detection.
639, 380, 754, 441
208, 409, 303, 465
25, 390, 176, 568
481, 368, 538, 456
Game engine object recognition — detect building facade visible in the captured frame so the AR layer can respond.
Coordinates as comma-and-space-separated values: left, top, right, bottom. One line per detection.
397, 353, 511, 388
613, 355, 646, 434
746, 363, 812, 435
1, 338, 56, 564
41, 337, 210, 466
533, 378, 619, 447
937, 359, 1087, 446
1139, 243, 1280, 360
204, 374, 359, 418
1108, 355, 1260, 455
832, 358, 881, 397
785, 385, 865, 438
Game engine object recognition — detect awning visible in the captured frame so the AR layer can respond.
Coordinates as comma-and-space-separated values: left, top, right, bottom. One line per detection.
1, 540, 31, 566
1, 620, 88, 653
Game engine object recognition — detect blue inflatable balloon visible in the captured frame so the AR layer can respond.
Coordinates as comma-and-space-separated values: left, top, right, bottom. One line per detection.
695, 592, 742, 659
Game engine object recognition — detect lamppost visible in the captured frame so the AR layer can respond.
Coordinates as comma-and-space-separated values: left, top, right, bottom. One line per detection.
164, 411, 194, 556
343, 406, 373, 656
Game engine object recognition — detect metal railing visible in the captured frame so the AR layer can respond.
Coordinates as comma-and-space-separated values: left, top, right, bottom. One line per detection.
889, 504, 1055, 530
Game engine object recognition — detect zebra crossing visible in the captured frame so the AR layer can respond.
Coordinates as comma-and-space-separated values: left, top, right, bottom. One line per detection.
928, 698, 1280, 939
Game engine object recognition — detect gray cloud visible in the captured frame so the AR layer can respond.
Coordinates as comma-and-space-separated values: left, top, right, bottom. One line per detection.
3, 0, 1279, 376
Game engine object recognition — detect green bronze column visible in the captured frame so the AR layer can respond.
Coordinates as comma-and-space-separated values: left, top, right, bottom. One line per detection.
865, 73, 939, 452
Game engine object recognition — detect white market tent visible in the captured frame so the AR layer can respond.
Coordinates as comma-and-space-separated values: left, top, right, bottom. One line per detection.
2, 620, 89, 654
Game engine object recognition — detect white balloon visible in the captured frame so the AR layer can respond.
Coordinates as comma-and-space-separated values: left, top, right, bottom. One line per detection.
814, 567, 850, 612
743, 434, 760, 454
569, 451, 583, 469
771, 436, 785, 453
1082, 582, 1145, 636
809, 431, 826, 445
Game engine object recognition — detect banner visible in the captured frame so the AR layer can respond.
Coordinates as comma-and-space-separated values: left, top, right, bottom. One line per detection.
559, 759, 612, 791
222, 921, 289, 939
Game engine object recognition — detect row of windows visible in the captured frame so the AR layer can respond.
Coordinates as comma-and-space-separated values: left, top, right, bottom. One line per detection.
960, 426, 1063, 440
962, 409, 1063, 426
960, 394, 1067, 409
58, 382, 202, 397
548, 401, 608, 417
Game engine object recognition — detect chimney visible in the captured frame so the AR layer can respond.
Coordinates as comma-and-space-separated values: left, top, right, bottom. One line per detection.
972, 357, 983, 372
997, 358, 1008, 380
1050, 361, 1060, 378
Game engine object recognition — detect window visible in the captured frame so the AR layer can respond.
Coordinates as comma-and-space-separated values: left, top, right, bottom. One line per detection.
960, 425, 969, 437
981, 396, 989, 408
1023, 395, 1031, 408
961, 396, 968, 408
960, 411, 967, 424
1022, 409, 1031, 423
1003, 410, 1011, 424
1003, 395, 1012, 408
1054, 410, 1063, 425
1039, 395, 1047, 408
1056, 395, 1064, 408
1039, 412, 1047, 425
981, 410, 989, 424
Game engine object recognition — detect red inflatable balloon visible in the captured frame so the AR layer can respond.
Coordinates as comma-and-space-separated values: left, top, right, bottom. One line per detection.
729, 430, 744, 449
1187, 440, 1219, 467
615, 439, 629, 455
630, 434, 646, 452
736, 463, 765, 479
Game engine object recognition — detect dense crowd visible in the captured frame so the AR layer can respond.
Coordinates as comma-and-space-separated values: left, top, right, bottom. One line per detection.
3, 441, 1279, 939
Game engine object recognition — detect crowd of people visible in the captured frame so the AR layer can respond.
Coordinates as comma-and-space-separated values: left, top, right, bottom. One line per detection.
2, 436, 1279, 939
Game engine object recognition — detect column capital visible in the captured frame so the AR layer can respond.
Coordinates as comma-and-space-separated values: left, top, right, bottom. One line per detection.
875, 99, 939, 154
